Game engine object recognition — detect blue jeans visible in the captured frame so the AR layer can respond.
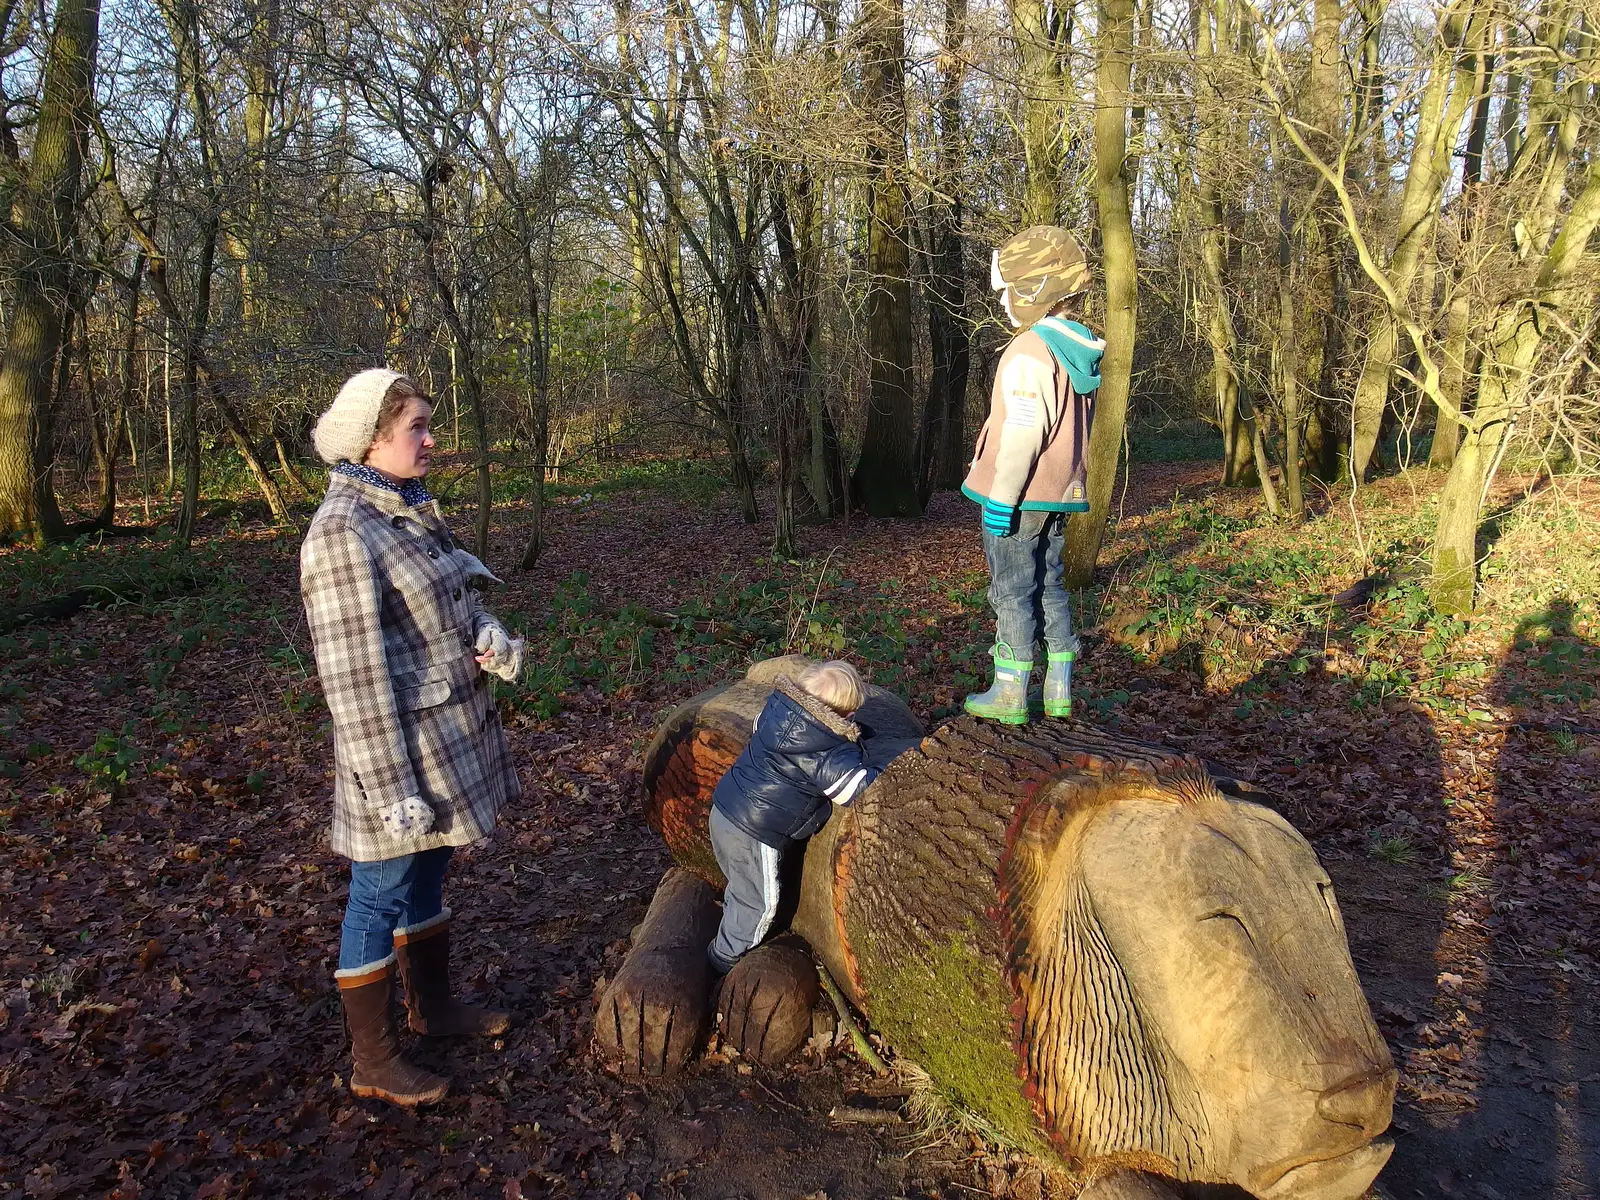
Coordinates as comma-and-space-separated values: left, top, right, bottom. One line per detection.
982, 510, 1077, 664
338, 846, 453, 970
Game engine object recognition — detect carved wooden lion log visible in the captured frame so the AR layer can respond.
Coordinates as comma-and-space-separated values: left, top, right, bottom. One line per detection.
637, 657, 1397, 1200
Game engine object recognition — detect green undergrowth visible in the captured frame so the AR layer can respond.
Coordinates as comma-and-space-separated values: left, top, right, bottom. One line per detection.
494, 456, 728, 509
0, 535, 264, 791
499, 557, 1001, 720
0, 535, 210, 610
1129, 418, 1226, 462
1101, 479, 1598, 719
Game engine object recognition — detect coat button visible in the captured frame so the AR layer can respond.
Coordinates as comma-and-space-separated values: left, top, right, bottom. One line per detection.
427, 548, 438, 559
391, 515, 405, 529
452, 588, 462, 600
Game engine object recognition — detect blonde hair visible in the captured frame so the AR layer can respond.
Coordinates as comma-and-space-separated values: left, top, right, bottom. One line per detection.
798, 660, 865, 715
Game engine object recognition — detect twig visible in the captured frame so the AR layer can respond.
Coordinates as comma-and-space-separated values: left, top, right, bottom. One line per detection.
817, 963, 888, 1076
827, 1105, 903, 1126
754, 1078, 800, 1110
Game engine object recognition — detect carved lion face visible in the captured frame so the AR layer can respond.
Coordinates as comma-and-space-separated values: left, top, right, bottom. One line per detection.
1081, 794, 1396, 1200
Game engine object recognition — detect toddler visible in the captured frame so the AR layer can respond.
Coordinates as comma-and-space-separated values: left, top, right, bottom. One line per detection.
707, 661, 879, 972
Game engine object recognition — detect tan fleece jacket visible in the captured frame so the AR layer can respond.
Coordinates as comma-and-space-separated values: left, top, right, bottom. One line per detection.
962, 326, 1099, 512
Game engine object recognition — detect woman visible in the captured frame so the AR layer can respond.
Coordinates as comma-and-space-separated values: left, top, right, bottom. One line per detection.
300, 368, 524, 1107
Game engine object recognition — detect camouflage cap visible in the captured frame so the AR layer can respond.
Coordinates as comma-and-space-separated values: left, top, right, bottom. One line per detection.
993, 226, 1092, 325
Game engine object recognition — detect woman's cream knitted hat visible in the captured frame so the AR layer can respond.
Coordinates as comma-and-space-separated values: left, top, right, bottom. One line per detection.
312, 368, 408, 464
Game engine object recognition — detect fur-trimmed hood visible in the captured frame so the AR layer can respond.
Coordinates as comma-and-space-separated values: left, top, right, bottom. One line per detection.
774, 676, 860, 742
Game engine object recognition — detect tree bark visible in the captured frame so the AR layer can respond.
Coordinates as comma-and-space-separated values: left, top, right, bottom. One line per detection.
850, 0, 922, 518
1194, 0, 1255, 489
920, 0, 970, 503
1275, 194, 1305, 516
1010, 0, 1070, 224
1062, 0, 1136, 587
0, 0, 101, 543
207, 373, 288, 521
1430, 50, 1494, 472
1432, 152, 1600, 613
1295, 0, 1347, 484
1348, 5, 1484, 482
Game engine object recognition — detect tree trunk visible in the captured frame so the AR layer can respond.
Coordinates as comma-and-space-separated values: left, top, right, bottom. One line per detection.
208, 374, 289, 521
1194, 0, 1255, 489
1063, 0, 1136, 587
174, 310, 205, 545
274, 430, 310, 496
416, 168, 493, 556
1431, 154, 1600, 613
850, 0, 922, 518
1275, 195, 1305, 517
771, 168, 817, 556
593, 867, 720, 1076
641, 660, 1395, 1192
1294, 0, 1350, 485
518, 229, 555, 569
96, 254, 146, 526
1242, 393, 1280, 517
1430, 51, 1494, 472
721, 418, 759, 525
0, 0, 101, 543
1011, 0, 1069, 224
920, 0, 970, 504
1348, 6, 1484, 482
807, 390, 845, 518
1430, 294, 1468, 469
80, 304, 114, 526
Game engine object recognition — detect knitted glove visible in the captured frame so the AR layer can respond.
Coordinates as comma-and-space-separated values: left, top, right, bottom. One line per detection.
474, 624, 526, 683
381, 795, 435, 837
982, 499, 1019, 537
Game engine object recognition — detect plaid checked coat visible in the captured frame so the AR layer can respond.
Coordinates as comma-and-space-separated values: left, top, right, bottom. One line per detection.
300, 472, 520, 861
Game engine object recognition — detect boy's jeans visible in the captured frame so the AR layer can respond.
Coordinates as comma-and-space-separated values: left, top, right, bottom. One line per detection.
339, 846, 453, 970
708, 807, 784, 972
982, 510, 1075, 663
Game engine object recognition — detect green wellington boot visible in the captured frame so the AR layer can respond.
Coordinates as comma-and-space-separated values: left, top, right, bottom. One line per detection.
965, 645, 1032, 725
1043, 650, 1075, 718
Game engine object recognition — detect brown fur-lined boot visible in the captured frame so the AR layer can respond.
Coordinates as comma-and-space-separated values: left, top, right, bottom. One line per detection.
394, 910, 511, 1037
336, 955, 449, 1107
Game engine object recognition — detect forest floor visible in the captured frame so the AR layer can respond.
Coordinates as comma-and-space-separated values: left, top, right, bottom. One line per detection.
0, 455, 1597, 1200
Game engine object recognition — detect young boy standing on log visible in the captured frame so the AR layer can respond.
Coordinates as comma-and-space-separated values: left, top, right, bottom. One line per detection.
706, 662, 880, 973
962, 226, 1106, 724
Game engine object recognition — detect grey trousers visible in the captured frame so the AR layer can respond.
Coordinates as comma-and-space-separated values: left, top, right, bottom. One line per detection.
708, 806, 784, 972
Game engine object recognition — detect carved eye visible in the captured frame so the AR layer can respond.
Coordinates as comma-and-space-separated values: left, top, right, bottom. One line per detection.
1201, 909, 1255, 945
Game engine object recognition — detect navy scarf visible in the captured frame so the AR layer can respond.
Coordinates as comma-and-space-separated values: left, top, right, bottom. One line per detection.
333, 461, 432, 507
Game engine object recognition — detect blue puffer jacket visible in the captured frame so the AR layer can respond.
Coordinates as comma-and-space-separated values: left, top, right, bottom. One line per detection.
712, 677, 879, 849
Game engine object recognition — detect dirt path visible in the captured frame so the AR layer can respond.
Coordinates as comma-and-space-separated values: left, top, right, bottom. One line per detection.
1, 464, 1595, 1199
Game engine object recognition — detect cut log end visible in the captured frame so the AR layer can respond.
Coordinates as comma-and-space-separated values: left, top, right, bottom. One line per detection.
715, 934, 821, 1066
594, 868, 721, 1076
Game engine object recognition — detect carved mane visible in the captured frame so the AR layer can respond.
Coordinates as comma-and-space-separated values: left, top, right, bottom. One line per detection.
999, 760, 1221, 1175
